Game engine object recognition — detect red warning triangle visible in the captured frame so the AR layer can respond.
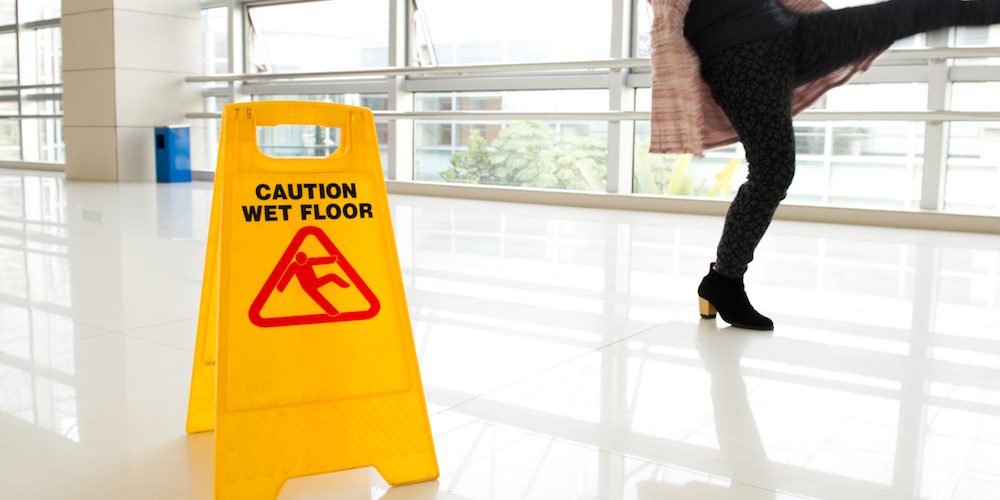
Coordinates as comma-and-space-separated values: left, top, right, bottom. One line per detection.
249, 226, 380, 328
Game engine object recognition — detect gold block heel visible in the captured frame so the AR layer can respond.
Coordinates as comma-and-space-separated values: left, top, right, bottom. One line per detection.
699, 297, 717, 319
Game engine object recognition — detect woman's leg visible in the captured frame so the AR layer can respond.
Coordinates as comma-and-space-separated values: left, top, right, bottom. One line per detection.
703, 0, 1000, 279
700, 31, 798, 279
794, 0, 1000, 84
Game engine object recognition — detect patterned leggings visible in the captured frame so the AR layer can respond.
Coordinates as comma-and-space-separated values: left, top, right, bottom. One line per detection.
700, 0, 1000, 278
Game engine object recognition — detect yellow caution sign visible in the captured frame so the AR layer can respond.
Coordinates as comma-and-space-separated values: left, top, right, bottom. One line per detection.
186, 101, 439, 499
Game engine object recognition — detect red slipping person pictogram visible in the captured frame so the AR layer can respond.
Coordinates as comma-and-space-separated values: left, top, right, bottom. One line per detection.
249, 226, 380, 327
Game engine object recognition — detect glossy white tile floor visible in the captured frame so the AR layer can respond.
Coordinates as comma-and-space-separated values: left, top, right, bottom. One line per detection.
2, 170, 1000, 499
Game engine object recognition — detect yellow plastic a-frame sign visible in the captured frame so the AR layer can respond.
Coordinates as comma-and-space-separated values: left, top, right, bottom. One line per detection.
186, 101, 439, 499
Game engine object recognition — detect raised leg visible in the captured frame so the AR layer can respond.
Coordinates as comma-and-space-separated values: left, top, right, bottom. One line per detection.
794, 0, 1000, 84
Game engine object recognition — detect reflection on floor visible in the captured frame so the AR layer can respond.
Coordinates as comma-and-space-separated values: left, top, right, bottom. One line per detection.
1, 169, 999, 499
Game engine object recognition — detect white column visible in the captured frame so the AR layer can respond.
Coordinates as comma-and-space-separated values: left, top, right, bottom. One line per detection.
62, 0, 118, 181
62, 0, 203, 181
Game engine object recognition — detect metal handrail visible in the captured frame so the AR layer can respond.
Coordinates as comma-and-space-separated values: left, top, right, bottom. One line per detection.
185, 47, 1000, 84
185, 110, 1000, 122
0, 114, 63, 119
186, 58, 651, 83
0, 83, 61, 91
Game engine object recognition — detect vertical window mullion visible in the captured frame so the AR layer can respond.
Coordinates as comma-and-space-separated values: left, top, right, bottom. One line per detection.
15, 0, 23, 161
388, 0, 414, 181
920, 28, 952, 211
607, 0, 635, 194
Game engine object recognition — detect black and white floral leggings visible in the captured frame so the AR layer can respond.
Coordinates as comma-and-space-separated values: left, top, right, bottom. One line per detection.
700, 0, 1000, 278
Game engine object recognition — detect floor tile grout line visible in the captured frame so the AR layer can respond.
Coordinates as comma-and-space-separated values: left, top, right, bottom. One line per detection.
117, 317, 200, 353
58, 316, 119, 334
84, 315, 199, 337
0, 305, 119, 335
71, 330, 123, 342
72, 329, 195, 353
123, 335, 196, 353
62, 316, 199, 351
124, 315, 199, 332
430, 319, 674, 416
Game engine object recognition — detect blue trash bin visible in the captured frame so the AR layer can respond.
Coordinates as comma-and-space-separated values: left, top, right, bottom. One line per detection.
155, 125, 192, 183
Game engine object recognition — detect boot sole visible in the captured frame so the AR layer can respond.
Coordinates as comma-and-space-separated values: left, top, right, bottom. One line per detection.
698, 296, 774, 331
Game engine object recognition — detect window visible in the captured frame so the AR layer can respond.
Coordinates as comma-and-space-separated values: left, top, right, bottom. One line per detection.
192, 0, 1000, 221
954, 25, 1000, 66
945, 121, 1000, 214
415, 91, 609, 191
0, 118, 17, 159
417, 0, 611, 64
0, 1, 13, 25
634, 88, 925, 209
17, 0, 59, 23
0, 1, 62, 163
202, 7, 229, 75
945, 84, 1000, 214
247, 0, 389, 73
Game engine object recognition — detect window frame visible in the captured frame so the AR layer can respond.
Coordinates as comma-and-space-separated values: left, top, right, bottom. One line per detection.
189, 0, 1000, 218
0, 3, 62, 165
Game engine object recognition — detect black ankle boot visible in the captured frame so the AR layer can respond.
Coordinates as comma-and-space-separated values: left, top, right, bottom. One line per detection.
697, 263, 773, 331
